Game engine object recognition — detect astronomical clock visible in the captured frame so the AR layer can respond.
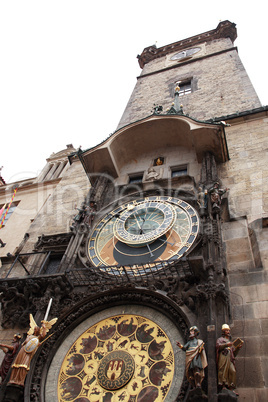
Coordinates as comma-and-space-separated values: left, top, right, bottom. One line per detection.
46, 195, 199, 401
87, 196, 199, 272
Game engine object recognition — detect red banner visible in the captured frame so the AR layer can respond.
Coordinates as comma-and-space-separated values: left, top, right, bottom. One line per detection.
0, 188, 18, 229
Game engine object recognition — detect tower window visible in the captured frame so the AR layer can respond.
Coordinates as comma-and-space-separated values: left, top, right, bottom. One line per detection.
178, 81, 192, 96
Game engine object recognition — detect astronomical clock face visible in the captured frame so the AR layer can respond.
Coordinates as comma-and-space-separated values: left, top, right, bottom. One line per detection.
58, 314, 175, 401
88, 196, 199, 270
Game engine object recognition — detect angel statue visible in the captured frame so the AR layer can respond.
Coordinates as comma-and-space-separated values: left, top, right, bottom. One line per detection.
8, 313, 57, 387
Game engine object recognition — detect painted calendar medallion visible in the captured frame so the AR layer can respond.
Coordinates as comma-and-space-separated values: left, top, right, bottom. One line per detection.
58, 315, 175, 401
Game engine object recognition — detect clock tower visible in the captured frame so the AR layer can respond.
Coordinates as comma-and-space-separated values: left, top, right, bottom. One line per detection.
49, 20, 254, 401
1, 20, 267, 402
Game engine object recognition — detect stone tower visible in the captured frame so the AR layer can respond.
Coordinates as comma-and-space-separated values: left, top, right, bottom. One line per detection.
118, 20, 261, 127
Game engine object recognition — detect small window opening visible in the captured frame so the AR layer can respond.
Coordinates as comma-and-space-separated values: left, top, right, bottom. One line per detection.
43, 255, 62, 275
178, 81, 192, 96
0, 201, 19, 226
129, 174, 143, 184
171, 166, 187, 178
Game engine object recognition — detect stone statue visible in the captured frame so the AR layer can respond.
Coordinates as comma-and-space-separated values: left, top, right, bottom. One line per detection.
8, 314, 57, 387
0, 334, 21, 382
208, 182, 229, 210
144, 167, 162, 182
216, 324, 243, 393
74, 206, 86, 223
177, 326, 207, 388
84, 201, 97, 225
197, 186, 208, 209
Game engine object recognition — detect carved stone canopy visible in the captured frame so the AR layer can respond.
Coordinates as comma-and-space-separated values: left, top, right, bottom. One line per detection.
72, 115, 228, 182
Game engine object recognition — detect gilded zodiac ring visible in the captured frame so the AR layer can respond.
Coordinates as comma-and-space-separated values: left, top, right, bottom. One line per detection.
97, 350, 135, 390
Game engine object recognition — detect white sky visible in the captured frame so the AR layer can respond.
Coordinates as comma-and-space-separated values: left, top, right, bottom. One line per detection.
1, 1, 267, 184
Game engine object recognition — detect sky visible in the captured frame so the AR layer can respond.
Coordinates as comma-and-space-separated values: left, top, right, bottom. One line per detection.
0, 1, 267, 184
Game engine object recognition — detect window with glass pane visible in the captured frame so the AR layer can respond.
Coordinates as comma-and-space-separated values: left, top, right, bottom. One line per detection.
171, 166, 187, 177
178, 81, 192, 96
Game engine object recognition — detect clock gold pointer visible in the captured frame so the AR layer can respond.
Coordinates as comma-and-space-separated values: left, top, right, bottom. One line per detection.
134, 211, 174, 246
133, 213, 154, 256
133, 213, 147, 235
133, 213, 142, 231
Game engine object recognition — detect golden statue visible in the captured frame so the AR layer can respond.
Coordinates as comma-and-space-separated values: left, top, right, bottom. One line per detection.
155, 157, 163, 166
8, 307, 57, 387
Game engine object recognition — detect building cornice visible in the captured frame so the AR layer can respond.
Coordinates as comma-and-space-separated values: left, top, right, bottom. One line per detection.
137, 20, 237, 68
0, 178, 61, 197
205, 105, 268, 124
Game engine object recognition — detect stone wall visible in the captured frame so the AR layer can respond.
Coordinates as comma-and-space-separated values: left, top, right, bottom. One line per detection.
220, 116, 268, 224
220, 114, 268, 400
